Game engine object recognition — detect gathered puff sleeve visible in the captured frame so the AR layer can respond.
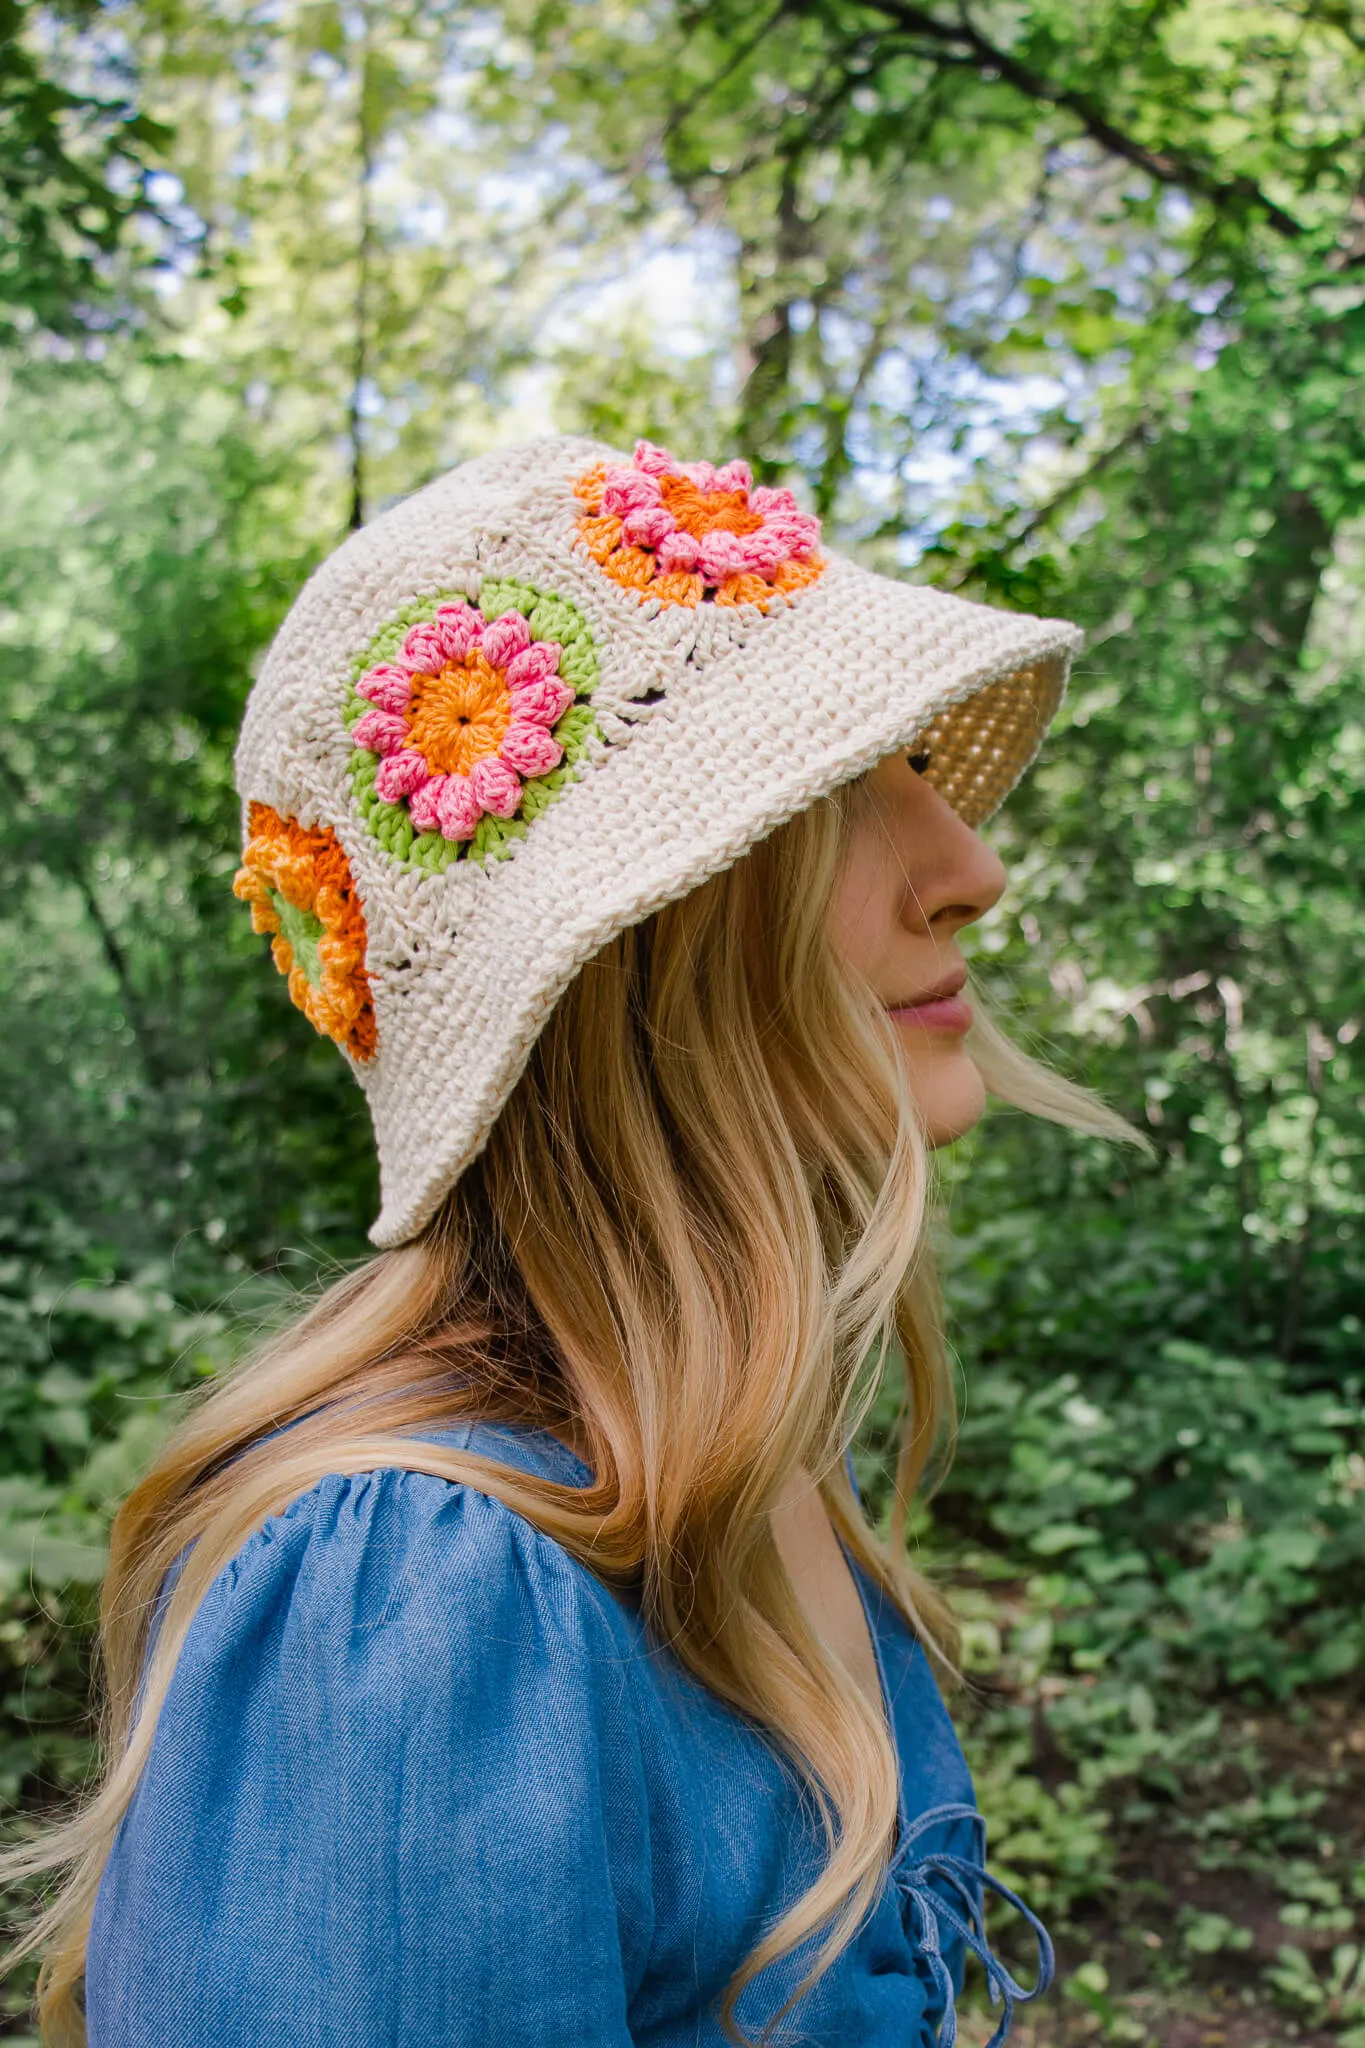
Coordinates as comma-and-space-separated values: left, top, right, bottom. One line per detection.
86, 1467, 655, 2048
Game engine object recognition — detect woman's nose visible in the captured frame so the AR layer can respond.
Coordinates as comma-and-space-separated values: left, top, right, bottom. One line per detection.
895, 766, 1008, 936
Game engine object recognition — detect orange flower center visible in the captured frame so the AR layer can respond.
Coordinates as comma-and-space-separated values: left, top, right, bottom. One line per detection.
659, 473, 764, 540
404, 650, 512, 776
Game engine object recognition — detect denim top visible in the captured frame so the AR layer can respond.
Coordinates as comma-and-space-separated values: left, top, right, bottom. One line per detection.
87, 1422, 1051, 2046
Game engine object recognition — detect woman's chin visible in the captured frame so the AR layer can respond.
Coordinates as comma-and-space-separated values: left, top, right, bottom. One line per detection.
903, 1046, 987, 1148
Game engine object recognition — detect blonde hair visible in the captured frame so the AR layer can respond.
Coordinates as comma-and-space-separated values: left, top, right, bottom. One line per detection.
5, 780, 1132, 2044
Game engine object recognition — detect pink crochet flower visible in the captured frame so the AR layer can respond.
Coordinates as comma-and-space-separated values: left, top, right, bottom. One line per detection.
350, 601, 574, 843
574, 440, 825, 610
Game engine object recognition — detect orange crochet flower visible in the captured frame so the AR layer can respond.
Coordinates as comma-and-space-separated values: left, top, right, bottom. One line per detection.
403, 648, 513, 777
233, 803, 378, 1061
573, 440, 825, 611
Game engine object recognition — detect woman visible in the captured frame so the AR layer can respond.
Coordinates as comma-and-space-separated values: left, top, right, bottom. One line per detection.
9, 437, 1129, 2045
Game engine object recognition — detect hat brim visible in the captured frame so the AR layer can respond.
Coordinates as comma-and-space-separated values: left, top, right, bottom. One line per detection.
363, 553, 1081, 1245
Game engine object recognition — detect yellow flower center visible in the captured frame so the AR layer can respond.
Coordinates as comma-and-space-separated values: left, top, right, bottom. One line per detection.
404, 650, 512, 776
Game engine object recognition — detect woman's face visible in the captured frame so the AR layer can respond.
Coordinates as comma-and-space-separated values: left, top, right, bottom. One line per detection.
827, 748, 1007, 1145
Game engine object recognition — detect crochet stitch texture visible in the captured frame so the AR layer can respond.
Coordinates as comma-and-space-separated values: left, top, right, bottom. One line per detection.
234, 433, 1084, 1246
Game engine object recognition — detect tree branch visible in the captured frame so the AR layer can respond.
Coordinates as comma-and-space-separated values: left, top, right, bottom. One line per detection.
1278, 1024, 1329, 1362
849, 0, 1306, 238
651, 0, 791, 166
1004, 418, 1149, 552
814, 309, 893, 517
0, 756, 165, 1086
931, 418, 1149, 588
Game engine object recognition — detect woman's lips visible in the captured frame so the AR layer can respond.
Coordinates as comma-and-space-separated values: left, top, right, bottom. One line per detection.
886, 979, 973, 1033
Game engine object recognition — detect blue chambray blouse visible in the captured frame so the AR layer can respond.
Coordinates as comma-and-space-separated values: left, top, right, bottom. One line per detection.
86, 1423, 1050, 2046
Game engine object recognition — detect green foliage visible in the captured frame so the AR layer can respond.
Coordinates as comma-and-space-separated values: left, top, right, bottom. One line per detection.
0, 352, 379, 1264
0, 1214, 241, 1830
0, 0, 173, 342
941, 1341, 1365, 1697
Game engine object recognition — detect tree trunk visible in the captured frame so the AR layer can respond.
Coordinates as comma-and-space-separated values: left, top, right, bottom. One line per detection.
734, 150, 808, 473
347, 10, 375, 534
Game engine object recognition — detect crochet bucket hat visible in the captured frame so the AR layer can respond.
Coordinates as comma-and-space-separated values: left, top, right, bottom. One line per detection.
234, 434, 1083, 1247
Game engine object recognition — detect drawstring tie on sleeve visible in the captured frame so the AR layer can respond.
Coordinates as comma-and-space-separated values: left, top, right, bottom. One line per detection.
890, 1802, 1055, 2048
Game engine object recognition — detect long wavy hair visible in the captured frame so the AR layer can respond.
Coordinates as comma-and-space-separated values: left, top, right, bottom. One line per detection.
5, 774, 1131, 2044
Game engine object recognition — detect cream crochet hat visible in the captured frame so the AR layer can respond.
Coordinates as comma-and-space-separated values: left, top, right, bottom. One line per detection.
234, 433, 1083, 1247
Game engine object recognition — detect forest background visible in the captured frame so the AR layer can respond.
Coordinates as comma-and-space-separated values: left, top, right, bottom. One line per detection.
1, 1, 1363, 2042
